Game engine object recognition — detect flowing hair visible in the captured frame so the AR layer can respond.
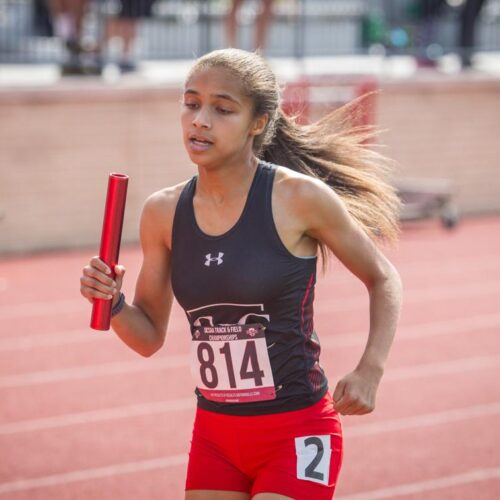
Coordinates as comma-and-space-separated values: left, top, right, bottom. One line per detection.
186, 49, 401, 262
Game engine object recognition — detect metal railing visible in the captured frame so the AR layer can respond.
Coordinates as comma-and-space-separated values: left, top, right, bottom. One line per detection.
1, 0, 500, 64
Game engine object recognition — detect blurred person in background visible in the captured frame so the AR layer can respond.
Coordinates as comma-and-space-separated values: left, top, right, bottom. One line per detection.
33, 0, 54, 37
98, 0, 156, 73
415, 0, 446, 67
226, 0, 275, 51
459, 0, 488, 67
47, 0, 89, 73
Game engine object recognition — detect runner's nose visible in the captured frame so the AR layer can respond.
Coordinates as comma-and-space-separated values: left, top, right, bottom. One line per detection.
192, 107, 211, 129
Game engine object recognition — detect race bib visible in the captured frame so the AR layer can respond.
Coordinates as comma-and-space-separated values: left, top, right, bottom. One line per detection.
190, 324, 276, 403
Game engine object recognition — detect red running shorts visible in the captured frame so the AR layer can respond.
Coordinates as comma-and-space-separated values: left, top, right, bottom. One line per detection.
185, 392, 343, 499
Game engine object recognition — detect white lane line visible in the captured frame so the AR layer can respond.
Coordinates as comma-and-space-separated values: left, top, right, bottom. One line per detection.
384, 355, 500, 381
2, 308, 499, 354
401, 255, 500, 276
322, 254, 500, 287
345, 402, 500, 437
0, 355, 188, 388
2, 277, 498, 321
0, 398, 194, 435
0, 299, 85, 320
336, 467, 500, 499
316, 280, 500, 312
1, 339, 499, 389
321, 312, 500, 348
0, 454, 188, 495
0, 395, 251, 434
0, 329, 107, 351
9, 327, 246, 351
0, 323, 183, 351
1, 393, 499, 438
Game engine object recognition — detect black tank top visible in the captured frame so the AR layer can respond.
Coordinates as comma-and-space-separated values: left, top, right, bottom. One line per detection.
171, 161, 328, 415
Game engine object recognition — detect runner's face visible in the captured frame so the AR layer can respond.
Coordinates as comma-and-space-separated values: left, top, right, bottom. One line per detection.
181, 67, 265, 168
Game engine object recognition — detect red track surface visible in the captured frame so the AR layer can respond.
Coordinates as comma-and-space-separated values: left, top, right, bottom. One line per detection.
1, 215, 499, 499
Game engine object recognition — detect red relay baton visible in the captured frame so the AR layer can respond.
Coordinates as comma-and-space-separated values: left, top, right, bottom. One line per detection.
91, 173, 129, 331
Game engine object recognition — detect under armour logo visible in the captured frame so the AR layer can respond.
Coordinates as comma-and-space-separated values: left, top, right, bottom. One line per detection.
205, 252, 224, 267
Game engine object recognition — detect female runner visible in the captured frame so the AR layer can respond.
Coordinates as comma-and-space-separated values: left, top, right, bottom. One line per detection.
80, 48, 403, 499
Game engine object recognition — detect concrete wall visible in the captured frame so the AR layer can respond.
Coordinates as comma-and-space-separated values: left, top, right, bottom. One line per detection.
1, 74, 499, 255
378, 76, 500, 216
0, 83, 193, 255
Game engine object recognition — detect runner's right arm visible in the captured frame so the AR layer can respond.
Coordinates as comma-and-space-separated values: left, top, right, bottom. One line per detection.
81, 190, 175, 357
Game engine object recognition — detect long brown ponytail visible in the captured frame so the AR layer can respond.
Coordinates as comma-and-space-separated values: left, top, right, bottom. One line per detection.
186, 49, 401, 257
262, 100, 401, 246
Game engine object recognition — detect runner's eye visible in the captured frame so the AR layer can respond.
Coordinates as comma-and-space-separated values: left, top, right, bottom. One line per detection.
216, 107, 233, 115
183, 102, 199, 110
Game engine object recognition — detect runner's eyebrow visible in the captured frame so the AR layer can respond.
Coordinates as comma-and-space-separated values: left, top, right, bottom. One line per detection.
184, 89, 241, 105
212, 93, 240, 105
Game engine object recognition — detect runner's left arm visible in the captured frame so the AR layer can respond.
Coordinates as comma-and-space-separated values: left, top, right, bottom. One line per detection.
297, 176, 403, 415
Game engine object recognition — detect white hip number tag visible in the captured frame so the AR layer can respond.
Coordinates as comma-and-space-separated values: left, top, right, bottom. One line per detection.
295, 435, 331, 486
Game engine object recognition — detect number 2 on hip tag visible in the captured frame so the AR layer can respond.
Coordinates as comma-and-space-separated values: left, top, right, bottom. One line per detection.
295, 435, 331, 485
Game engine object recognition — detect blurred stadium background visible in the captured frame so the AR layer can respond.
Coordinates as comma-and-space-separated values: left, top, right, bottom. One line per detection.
0, 0, 499, 254
1, 2, 500, 499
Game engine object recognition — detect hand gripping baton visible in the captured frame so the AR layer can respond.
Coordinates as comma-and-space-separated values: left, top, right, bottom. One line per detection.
90, 173, 129, 331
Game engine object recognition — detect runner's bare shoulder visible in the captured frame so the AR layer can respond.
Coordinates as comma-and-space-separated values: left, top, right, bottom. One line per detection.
141, 179, 191, 249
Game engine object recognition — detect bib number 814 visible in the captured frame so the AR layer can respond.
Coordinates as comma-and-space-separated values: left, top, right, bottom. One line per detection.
190, 324, 276, 402
197, 340, 264, 389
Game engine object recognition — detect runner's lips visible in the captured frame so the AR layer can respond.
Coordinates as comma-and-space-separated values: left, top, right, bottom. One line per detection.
189, 134, 214, 144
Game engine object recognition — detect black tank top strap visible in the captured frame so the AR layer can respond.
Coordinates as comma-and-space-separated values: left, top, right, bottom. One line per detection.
172, 176, 196, 245
242, 160, 273, 217
232, 161, 274, 236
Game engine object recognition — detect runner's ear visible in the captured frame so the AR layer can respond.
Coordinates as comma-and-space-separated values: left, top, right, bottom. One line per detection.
250, 113, 269, 137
